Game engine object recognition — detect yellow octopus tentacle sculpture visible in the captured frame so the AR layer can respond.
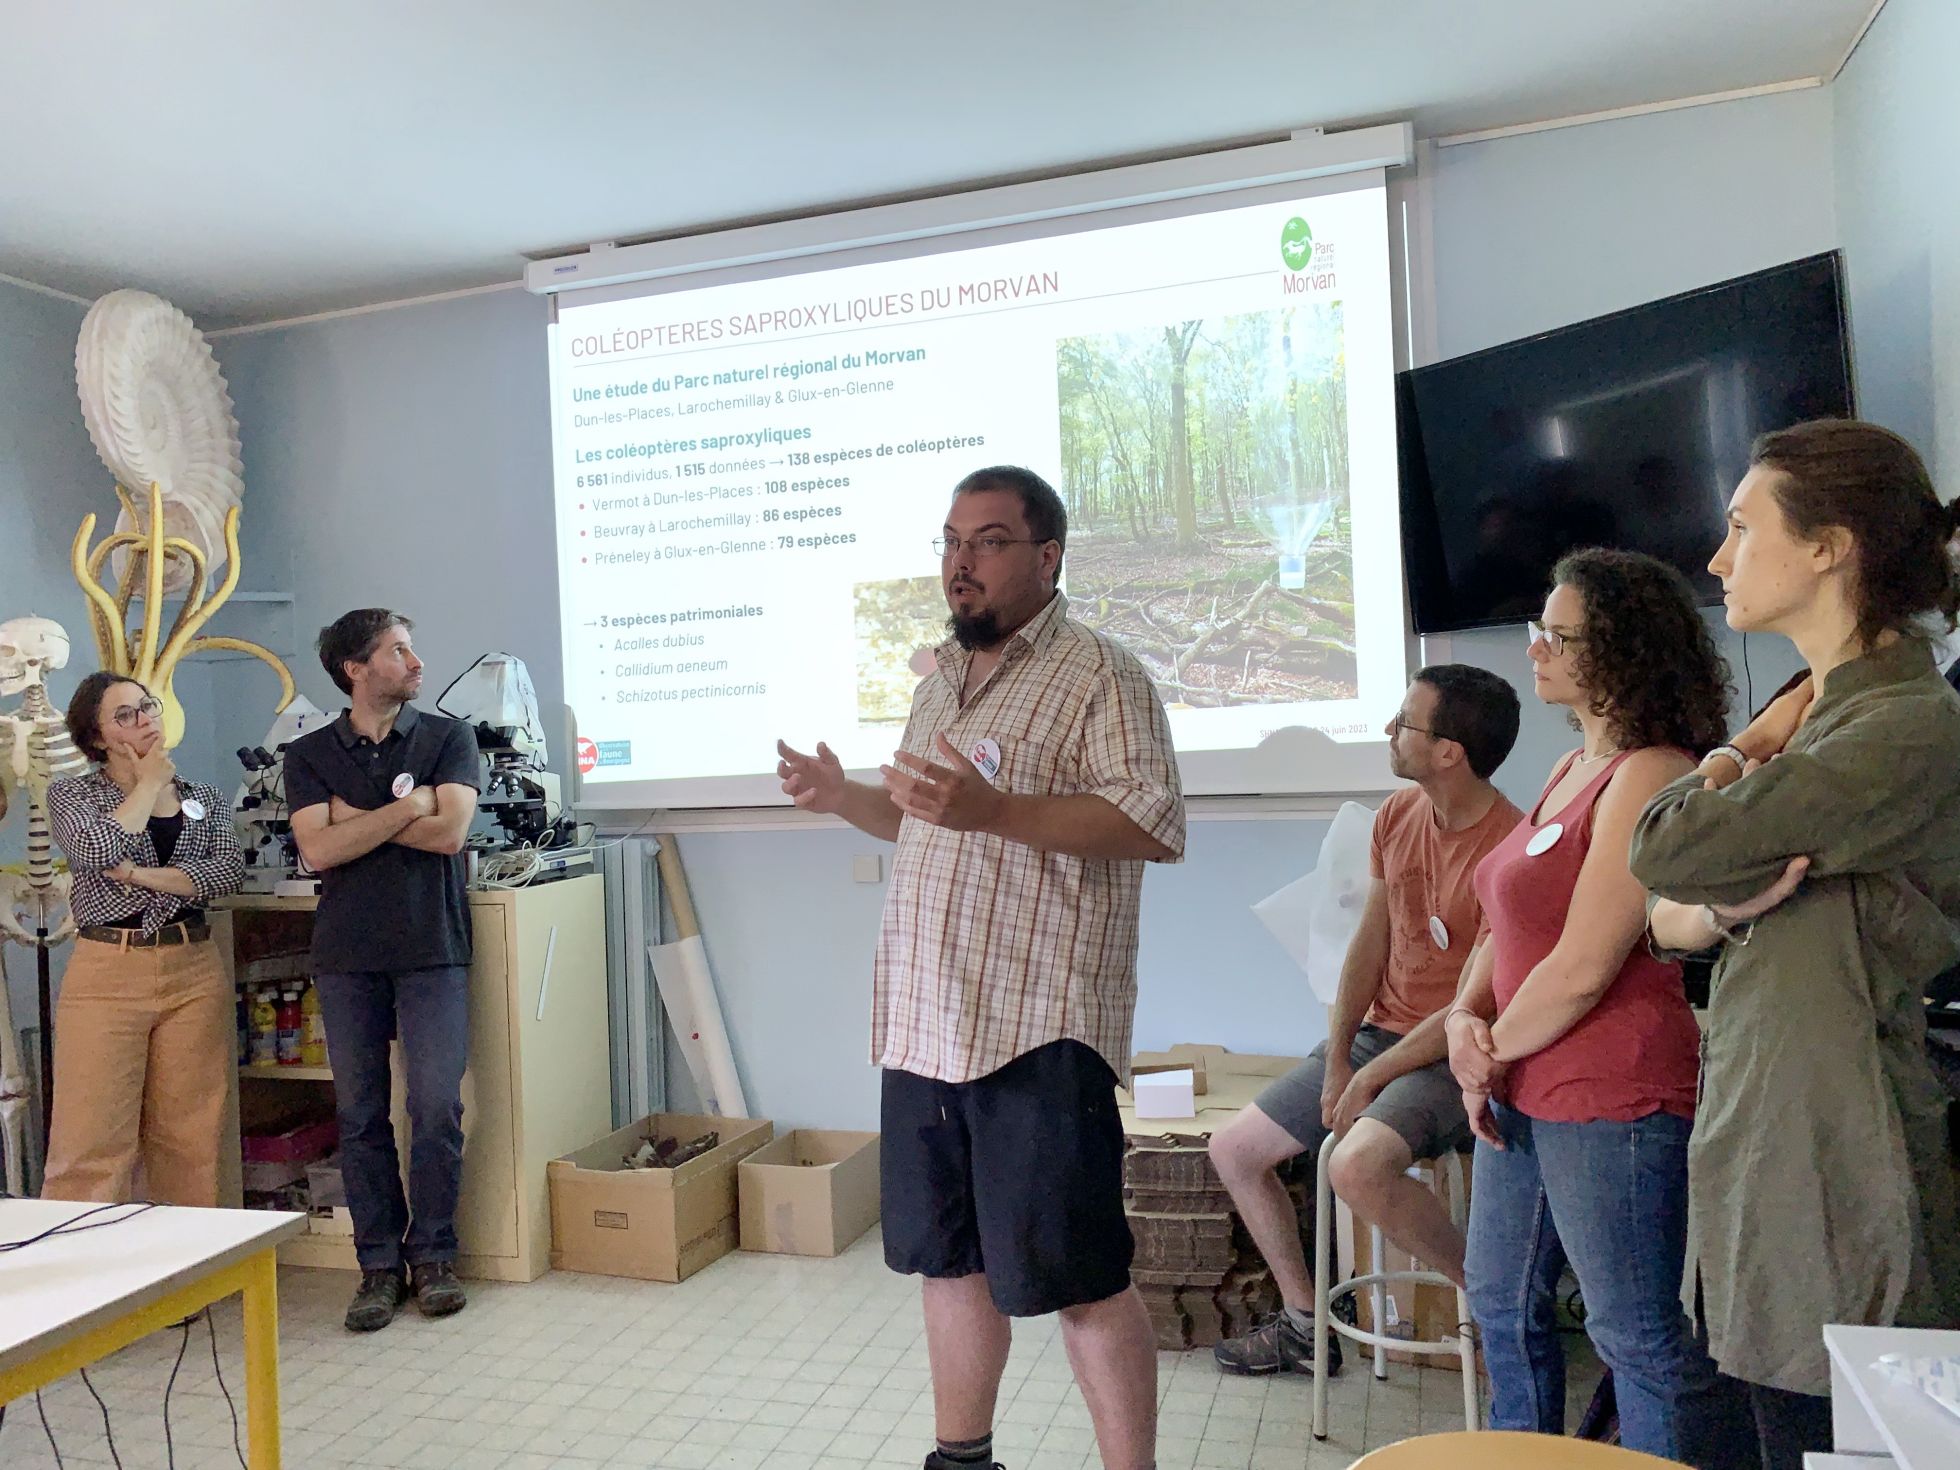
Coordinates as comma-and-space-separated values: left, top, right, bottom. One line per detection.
71, 483, 295, 748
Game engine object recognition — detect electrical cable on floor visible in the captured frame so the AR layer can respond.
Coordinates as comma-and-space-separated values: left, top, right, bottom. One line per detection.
35, 1389, 64, 1468
161, 1319, 192, 1470
207, 1312, 247, 1470
77, 1368, 123, 1470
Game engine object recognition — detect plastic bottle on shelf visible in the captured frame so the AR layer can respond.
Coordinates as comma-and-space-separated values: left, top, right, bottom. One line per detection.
248, 987, 278, 1067
299, 982, 328, 1067
276, 986, 302, 1065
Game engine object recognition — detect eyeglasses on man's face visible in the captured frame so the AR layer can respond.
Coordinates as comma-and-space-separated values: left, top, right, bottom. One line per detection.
109, 696, 163, 728
1390, 711, 1440, 739
932, 535, 1050, 558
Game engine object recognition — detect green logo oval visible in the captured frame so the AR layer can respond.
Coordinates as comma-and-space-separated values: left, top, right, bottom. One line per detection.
1280, 216, 1314, 271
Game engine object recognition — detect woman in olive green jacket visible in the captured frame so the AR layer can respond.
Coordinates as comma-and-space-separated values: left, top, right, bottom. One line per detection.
1631, 419, 1960, 1470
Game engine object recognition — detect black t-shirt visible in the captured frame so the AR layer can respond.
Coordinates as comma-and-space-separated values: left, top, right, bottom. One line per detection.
282, 705, 481, 974
148, 810, 183, 865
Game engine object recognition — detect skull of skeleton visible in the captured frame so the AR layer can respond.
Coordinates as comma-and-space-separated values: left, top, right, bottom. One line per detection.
0, 617, 72, 697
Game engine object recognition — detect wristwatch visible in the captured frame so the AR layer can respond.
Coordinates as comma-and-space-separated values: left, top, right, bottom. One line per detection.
1704, 743, 1751, 775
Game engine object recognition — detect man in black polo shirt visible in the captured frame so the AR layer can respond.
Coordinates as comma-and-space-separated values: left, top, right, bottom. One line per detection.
284, 609, 481, 1332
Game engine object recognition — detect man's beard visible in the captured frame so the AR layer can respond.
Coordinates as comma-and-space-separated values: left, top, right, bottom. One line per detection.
947, 610, 1002, 652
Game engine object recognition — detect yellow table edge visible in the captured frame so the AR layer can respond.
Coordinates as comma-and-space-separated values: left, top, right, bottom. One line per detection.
0, 1248, 284, 1468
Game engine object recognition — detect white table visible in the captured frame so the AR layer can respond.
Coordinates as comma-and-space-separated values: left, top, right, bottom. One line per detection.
0, 1200, 305, 1468
1823, 1323, 1960, 1470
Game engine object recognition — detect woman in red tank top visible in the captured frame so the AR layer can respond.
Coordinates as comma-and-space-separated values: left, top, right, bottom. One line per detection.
1444, 549, 1731, 1465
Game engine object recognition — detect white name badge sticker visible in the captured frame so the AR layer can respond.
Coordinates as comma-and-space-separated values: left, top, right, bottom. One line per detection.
392, 773, 416, 799
180, 797, 206, 821
1525, 822, 1565, 857
1428, 915, 1450, 950
970, 738, 1002, 783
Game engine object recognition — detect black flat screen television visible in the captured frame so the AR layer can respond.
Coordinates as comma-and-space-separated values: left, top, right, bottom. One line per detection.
1397, 252, 1854, 633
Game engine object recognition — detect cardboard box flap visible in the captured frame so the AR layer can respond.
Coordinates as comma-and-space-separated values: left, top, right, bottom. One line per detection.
745, 1129, 873, 1171
551, 1113, 772, 1187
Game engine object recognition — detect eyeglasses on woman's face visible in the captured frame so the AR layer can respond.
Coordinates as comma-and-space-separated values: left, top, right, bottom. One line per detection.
1526, 621, 1582, 657
108, 695, 163, 728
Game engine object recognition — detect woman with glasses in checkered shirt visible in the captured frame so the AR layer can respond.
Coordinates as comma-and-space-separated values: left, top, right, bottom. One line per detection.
42, 671, 243, 1206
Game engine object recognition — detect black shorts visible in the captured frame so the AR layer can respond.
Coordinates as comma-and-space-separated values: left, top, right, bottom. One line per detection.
881, 1039, 1133, 1317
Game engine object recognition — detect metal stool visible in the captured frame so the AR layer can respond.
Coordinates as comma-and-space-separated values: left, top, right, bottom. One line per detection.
1311, 1140, 1478, 1439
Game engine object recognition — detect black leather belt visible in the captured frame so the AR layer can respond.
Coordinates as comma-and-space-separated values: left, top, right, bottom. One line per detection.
79, 919, 212, 948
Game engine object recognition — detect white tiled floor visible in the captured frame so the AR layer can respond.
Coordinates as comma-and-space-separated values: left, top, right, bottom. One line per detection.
3, 1230, 1581, 1469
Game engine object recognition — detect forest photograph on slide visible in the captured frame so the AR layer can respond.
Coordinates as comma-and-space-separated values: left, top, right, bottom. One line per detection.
853, 574, 945, 727
1055, 303, 1355, 707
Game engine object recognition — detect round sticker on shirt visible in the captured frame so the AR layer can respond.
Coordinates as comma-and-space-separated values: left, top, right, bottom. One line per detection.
1524, 822, 1565, 857
1427, 915, 1450, 950
391, 773, 416, 799
180, 797, 206, 821
970, 738, 1002, 783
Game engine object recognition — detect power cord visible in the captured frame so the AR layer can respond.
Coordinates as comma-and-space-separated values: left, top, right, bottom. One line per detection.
35, 1390, 62, 1468
0, 1201, 157, 1251
77, 1369, 123, 1469
161, 1319, 191, 1468
208, 1312, 246, 1468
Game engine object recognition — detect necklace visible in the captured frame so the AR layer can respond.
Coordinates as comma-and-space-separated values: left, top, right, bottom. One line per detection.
1573, 745, 1620, 765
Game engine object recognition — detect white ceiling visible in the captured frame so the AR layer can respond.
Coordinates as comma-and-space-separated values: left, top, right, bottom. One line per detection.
0, 1, 1875, 328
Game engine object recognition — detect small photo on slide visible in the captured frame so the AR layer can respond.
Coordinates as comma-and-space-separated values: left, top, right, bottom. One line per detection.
1054, 303, 1357, 708
853, 575, 946, 726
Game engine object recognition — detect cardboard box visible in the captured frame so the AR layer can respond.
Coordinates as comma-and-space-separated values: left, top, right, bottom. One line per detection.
549, 1113, 774, 1283
240, 1157, 305, 1192
1132, 1067, 1197, 1119
305, 1157, 345, 1209
308, 1205, 354, 1237
738, 1129, 880, 1257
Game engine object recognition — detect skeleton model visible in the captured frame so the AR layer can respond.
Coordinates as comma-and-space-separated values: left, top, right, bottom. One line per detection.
0, 617, 88, 1194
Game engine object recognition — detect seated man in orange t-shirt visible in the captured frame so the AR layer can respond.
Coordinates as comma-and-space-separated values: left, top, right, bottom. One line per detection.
1210, 665, 1522, 1376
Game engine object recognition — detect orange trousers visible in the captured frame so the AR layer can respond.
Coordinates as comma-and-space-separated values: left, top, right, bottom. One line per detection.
41, 935, 232, 1206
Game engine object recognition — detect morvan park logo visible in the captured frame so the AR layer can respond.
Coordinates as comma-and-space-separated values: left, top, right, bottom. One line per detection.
1280, 216, 1316, 271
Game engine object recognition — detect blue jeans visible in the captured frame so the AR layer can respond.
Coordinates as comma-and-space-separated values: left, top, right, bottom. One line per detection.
1465, 1104, 1724, 1465
314, 966, 469, 1272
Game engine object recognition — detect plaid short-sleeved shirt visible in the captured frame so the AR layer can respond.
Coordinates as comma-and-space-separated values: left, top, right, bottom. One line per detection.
873, 593, 1185, 1086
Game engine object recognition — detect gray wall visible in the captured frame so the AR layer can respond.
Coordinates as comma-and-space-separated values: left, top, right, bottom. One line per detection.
5, 85, 1847, 1133
0, 278, 105, 1080
1833, 0, 1960, 485
1412, 88, 1833, 795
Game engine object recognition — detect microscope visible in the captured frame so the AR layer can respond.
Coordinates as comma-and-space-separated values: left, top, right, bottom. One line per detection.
438, 654, 579, 856
232, 695, 331, 893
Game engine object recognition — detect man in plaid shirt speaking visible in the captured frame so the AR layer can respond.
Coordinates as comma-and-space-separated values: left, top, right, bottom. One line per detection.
779, 465, 1185, 1470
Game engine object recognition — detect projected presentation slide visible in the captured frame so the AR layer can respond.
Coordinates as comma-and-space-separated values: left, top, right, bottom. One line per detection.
547, 182, 1401, 805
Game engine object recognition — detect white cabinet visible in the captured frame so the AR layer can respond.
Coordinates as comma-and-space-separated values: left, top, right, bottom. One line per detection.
214, 875, 610, 1282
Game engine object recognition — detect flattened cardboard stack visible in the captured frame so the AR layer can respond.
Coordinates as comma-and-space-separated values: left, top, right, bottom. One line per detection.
1119, 1045, 1306, 1351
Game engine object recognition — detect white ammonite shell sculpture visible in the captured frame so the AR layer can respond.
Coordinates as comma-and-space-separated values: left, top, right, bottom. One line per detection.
75, 289, 244, 592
